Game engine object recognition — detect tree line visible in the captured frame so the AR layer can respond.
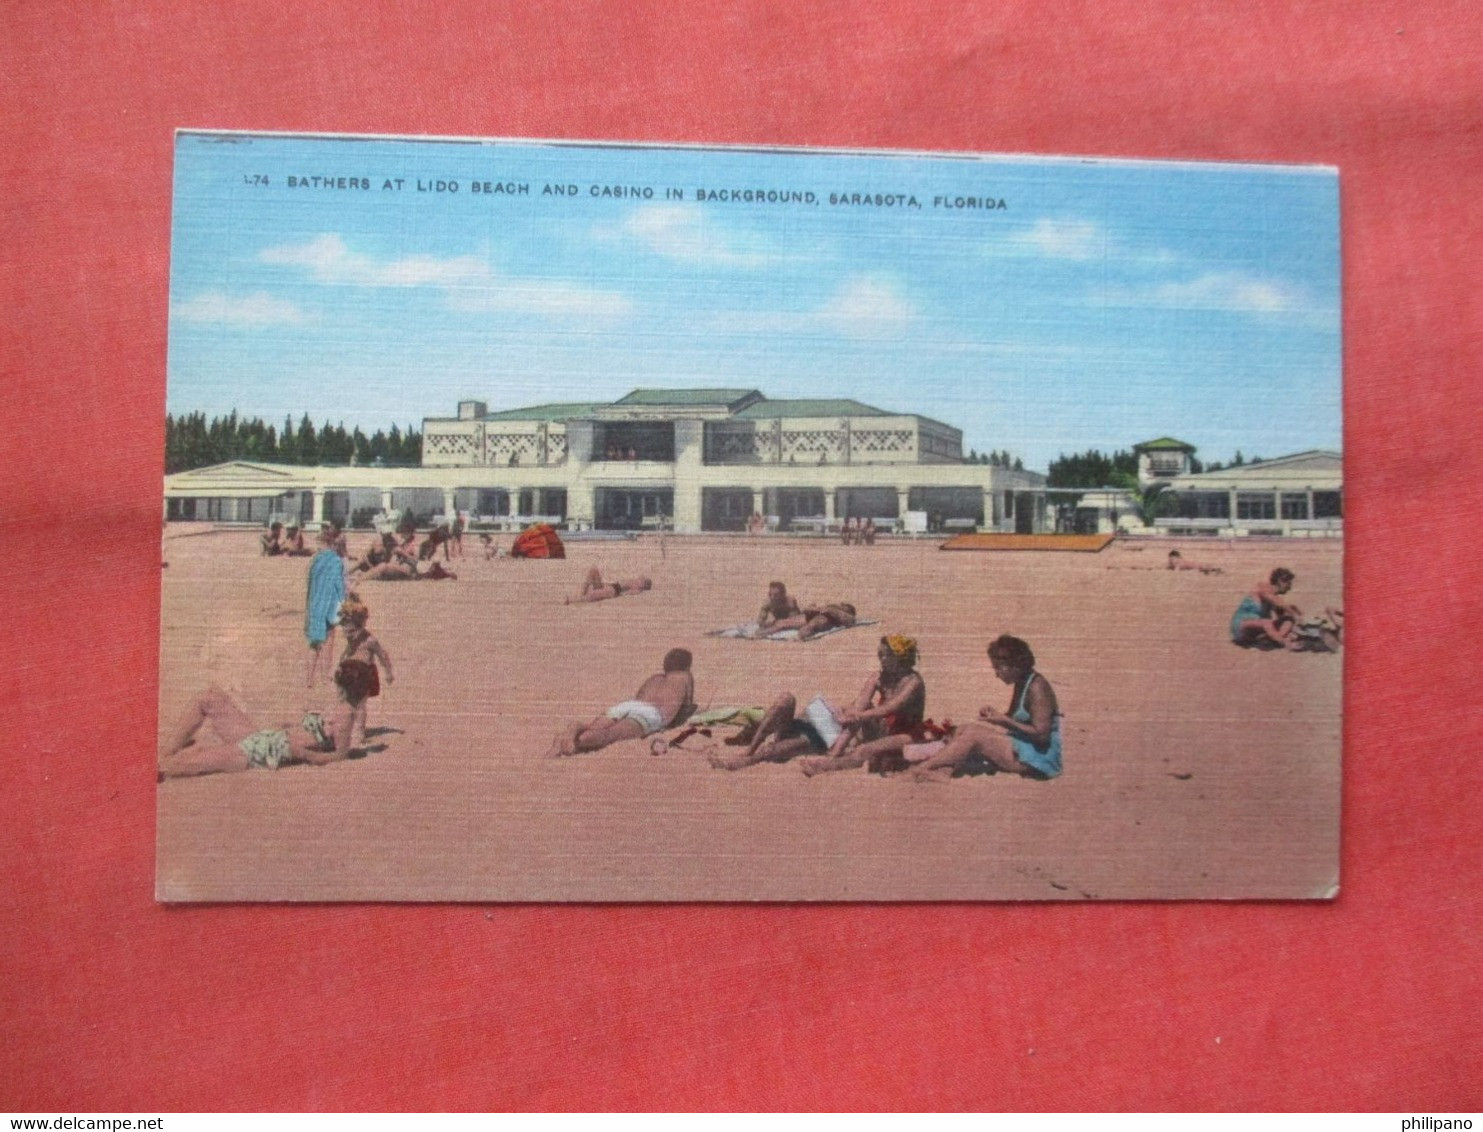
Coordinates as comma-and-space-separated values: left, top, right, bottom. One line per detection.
165, 411, 423, 474
966, 449, 1024, 470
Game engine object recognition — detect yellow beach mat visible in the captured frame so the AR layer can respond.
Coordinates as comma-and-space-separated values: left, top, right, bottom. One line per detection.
939, 533, 1116, 552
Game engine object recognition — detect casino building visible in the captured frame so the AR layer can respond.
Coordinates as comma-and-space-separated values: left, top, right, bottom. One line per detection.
163, 388, 1050, 535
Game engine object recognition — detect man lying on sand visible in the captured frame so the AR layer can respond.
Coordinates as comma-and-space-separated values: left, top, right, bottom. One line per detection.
546, 648, 695, 757
756, 581, 801, 630
709, 635, 926, 772
909, 634, 1062, 782
158, 686, 353, 779
1167, 549, 1222, 574
764, 601, 858, 640
566, 566, 653, 603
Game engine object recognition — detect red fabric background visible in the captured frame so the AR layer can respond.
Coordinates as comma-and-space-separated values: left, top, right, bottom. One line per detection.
4, 1, 1480, 1112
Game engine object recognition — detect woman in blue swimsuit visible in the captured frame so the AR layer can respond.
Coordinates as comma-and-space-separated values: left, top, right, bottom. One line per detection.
1231, 567, 1302, 648
910, 635, 1062, 781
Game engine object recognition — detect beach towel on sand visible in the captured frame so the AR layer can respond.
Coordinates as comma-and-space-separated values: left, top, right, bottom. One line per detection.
706, 619, 878, 642
304, 548, 346, 646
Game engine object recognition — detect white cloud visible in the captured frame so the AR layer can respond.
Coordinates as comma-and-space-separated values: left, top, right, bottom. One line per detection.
173, 290, 308, 326
258, 233, 630, 319
1009, 218, 1104, 261
259, 234, 486, 288
817, 276, 917, 338
445, 280, 632, 319
604, 205, 774, 268
1102, 271, 1321, 316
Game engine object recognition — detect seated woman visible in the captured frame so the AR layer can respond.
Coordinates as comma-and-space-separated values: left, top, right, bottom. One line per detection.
764, 601, 857, 640
260, 521, 284, 556
158, 685, 351, 779
566, 566, 652, 603
799, 635, 929, 775
282, 523, 312, 556
756, 581, 801, 631
1231, 567, 1303, 649
910, 634, 1062, 782
713, 636, 926, 772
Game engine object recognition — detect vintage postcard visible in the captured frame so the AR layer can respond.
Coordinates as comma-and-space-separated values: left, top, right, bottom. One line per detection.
157, 132, 1342, 901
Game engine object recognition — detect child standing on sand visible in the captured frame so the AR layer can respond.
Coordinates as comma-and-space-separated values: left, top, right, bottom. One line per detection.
333, 596, 395, 751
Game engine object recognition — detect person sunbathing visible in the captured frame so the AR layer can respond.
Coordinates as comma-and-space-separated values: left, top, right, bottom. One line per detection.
1167, 549, 1221, 574
566, 566, 652, 603
1231, 567, 1303, 649
765, 601, 857, 640
158, 685, 351, 779
358, 533, 419, 581
546, 648, 695, 757
711, 635, 926, 772
756, 581, 801, 630
260, 521, 284, 556
909, 634, 1062, 782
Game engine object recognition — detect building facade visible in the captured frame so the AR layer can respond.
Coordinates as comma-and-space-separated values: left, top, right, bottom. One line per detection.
164, 389, 1049, 535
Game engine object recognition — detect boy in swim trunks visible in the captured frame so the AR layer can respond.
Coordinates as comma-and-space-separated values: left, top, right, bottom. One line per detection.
333, 596, 395, 751
765, 601, 858, 640
546, 648, 695, 757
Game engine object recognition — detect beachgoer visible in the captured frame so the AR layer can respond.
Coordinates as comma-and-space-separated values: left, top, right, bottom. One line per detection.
479, 533, 501, 559
419, 522, 452, 562
841, 517, 856, 546
546, 648, 696, 757
1168, 549, 1221, 574
157, 685, 352, 779
862, 517, 877, 545
747, 511, 766, 536
304, 526, 347, 687
756, 581, 801, 631
260, 521, 284, 556
1231, 567, 1303, 648
798, 635, 929, 775
358, 533, 418, 581
326, 521, 349, 558
450, 512, 465, 557
910, 635, 1062, 781
282, 523, 312, 557
566, 566, 652, 603
333, 596, 394, 750
765, 601, 857, 640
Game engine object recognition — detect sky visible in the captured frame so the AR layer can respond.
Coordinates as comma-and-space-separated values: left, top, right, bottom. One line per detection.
167, 132, 1342, 473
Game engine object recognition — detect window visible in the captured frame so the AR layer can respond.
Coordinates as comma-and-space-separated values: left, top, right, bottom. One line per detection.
1148, 454, 1184, 476
1236, 493, 1276, 520
1313, 491, 1343, 519
1281, 493, 1310, 520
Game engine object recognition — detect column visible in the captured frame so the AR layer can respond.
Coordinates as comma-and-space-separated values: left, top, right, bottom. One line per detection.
671, 420, 703, 533
983, 488, 997, 532
380, 488, 394, 514
442, 488, 457, 520
311, 488, 327, 527
1228, 489, 1238, 534
752, 489, 766, 518
824, 491, 837, 522
896, 488, 910, 534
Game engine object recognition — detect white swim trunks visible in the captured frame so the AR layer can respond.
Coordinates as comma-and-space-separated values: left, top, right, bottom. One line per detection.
606, 700, 666, 736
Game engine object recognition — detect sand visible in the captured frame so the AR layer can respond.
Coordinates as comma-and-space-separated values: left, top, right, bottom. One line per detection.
155, 528, 1342, 902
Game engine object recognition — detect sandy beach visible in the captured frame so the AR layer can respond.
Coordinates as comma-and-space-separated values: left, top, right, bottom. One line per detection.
156, 528, 1342, 902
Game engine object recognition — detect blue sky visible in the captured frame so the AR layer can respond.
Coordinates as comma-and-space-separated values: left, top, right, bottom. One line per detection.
168, 133, 1341, 472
